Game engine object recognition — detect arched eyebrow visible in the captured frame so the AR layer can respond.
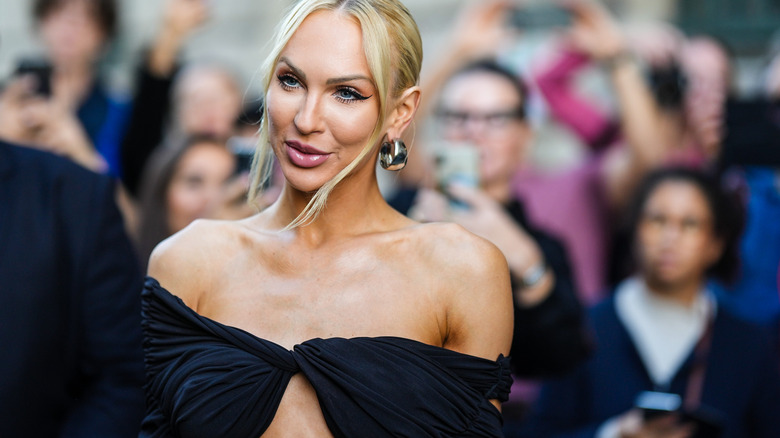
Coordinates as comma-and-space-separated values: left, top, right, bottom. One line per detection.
278, 56, 371, 85
278, 57, 306, 81
326, 75, 372, 85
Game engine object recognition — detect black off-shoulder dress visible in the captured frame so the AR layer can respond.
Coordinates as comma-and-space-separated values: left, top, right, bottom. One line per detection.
140, 277, 512, 437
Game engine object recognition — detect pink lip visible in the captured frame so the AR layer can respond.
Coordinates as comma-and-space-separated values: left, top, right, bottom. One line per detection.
285, 140, 331, 168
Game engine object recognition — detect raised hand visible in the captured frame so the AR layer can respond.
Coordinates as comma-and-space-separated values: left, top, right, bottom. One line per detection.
0, 77, 106, 172
616, 409, 694, 438
564, 0, 626, 60
450, 0, 517, 60
149, 0, 211, 76
163, 0, 210, 39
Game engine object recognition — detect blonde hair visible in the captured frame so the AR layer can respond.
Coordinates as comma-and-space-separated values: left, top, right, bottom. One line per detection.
248, 0, 422, 228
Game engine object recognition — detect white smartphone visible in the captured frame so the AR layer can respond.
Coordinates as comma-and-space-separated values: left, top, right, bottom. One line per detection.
432, 142, 480, 209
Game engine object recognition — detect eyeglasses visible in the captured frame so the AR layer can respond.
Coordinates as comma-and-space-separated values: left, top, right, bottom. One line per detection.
436, 108, 525, 131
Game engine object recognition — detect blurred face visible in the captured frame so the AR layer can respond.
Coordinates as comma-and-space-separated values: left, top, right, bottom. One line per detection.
266, 10, 380, 193
436, 71, 529, 191
636, 180, 723, 293
176, 69, 243, 138
39, 0, 106, 68
680, 39, 730, 158
166, 142, 236, 234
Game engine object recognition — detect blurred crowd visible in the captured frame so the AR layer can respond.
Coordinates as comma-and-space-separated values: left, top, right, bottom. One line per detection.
0, 0, 778, 436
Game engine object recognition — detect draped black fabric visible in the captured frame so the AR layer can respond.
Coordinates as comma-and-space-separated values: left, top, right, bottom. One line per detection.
140, 277, 512, 437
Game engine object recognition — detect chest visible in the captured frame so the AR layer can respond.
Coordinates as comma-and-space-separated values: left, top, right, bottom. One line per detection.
195, 242, 445, 349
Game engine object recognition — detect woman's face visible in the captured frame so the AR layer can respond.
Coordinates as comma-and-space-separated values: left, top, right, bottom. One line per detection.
266, 10, 380, 193
176, 69, 243, 138
166, 141, 236, 234
636, 180, 722, 292
39, 0, 106, 69
436, 71, 529, 192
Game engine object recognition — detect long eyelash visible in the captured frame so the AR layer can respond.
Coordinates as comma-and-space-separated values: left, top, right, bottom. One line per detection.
277, 74, 299, 91
334, 87, 371, 104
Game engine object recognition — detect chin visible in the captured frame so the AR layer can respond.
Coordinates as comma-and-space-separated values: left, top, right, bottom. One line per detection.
645, 271, 693, 291
280, 168, 330, 194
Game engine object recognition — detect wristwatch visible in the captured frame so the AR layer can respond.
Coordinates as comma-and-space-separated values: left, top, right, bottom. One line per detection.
518, 262, 547, 289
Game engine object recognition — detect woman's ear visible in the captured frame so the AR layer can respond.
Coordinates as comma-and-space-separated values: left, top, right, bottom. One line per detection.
386, 86, 421, 139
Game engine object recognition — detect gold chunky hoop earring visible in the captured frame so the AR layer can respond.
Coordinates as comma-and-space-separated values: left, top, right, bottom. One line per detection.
379, 138, 408, 171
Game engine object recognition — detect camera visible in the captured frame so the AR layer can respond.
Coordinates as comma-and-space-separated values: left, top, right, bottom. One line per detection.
648, 63, 688, 110
507, 5, 571, 30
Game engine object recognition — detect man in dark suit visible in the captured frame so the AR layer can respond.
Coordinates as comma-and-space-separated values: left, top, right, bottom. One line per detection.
0, 76, 145, 435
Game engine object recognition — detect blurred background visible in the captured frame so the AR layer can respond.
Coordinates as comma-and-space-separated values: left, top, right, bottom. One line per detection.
2, 0, 778, 96
2, 0, 778, 175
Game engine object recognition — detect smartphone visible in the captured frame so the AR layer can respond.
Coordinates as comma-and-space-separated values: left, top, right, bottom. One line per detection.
634, 391, 681, 420
635, 391, 725, 437
432, 142, 480, 209
508, 5, 572, 30
14, 59, 53, 98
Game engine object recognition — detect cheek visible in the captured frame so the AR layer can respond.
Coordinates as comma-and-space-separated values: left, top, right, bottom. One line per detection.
78, 26, 104, 53
327, 104, 378, 151
636, 226, 657, 257
265, 89, 297, 140
687, 234, 719, 264
167, 183, 201, 220
482, 137, 522, 175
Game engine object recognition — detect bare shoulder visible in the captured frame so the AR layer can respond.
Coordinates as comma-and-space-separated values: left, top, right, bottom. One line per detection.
411, 222, 507, 281
410, 222, 513, 361
147, 219, 239, 308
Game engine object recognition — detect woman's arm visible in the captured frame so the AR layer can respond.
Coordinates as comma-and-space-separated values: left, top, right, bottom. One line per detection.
563, 1, 670, 211
120, 0, 210, 197
510, 229, 592, 378
534, 47, 618, 150
437, 224, 514, 409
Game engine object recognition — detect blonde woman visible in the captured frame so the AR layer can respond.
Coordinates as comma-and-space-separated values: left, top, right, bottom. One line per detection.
140, 0, 514, 436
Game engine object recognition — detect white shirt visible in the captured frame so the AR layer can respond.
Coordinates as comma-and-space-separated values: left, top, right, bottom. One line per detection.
596, 276, 716, 438
615, 276, 715, 388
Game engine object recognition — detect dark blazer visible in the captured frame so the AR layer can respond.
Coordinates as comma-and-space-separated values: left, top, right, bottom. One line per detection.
0, 141, 145, 437
523, 294, 780, 438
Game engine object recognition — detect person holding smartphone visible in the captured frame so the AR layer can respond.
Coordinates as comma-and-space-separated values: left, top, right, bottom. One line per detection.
0, 73, 108, 173
523, 168, 780, 438
26, 0, 130, 176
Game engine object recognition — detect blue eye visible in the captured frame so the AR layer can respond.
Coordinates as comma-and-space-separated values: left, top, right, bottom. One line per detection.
334, 87, 369, 103
278, 74, 301, 89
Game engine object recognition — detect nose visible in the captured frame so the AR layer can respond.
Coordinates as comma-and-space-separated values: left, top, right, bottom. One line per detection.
293, 93, 324, 135
658, 222, 685, 245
